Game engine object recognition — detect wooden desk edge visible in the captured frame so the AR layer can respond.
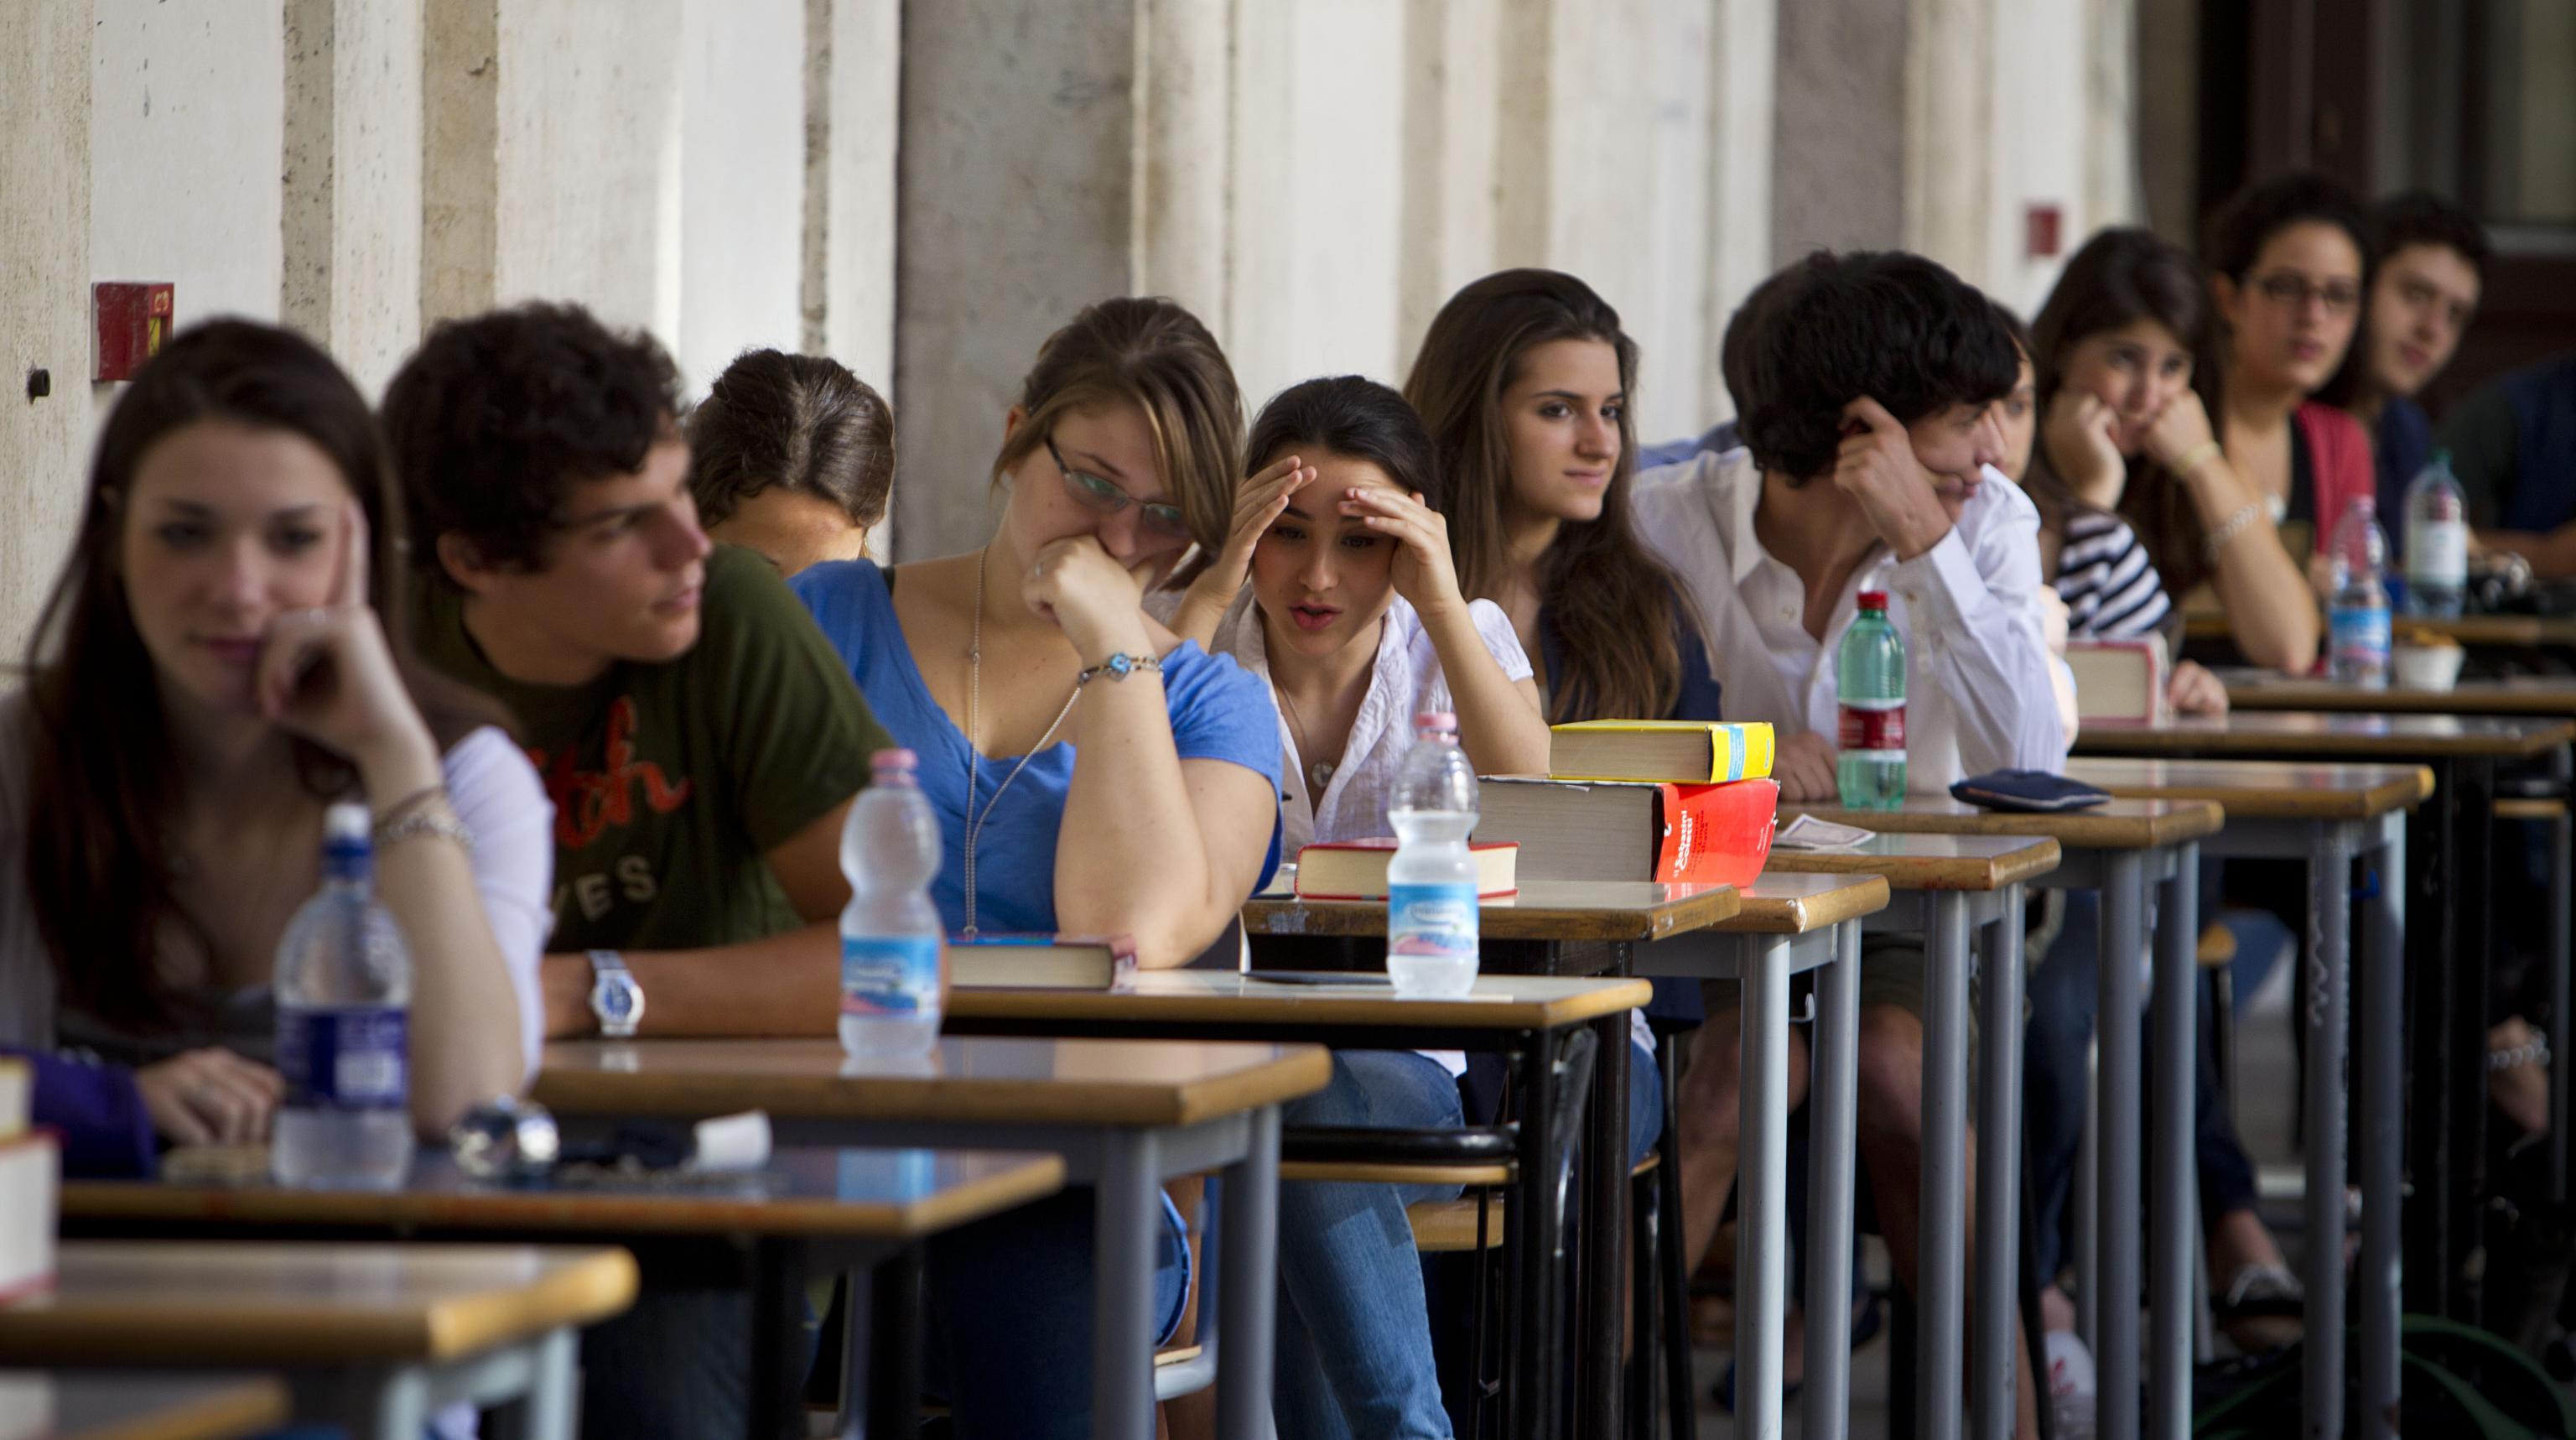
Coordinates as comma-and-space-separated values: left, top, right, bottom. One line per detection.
421, 1245, 640, 1359
1716, 874, 1892, 933
1763, 840, 2061, 891
59, 1375, 291, 1440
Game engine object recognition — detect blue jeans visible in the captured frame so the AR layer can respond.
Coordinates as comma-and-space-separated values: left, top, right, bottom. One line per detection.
1277, 1043, 1665, 1439
2023, 891, 2287, 1281
923, 1186, 1192, 1440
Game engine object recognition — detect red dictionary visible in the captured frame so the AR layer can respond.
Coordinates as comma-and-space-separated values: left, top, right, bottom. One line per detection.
1478, 777, 1778, 887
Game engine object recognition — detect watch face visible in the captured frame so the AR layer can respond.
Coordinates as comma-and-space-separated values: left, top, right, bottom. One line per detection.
596, 980, 636, 1020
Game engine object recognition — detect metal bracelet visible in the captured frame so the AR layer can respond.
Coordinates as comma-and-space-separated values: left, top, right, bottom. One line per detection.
1078, 652, 1164, 686
2489, 1038, 2552, 1073
2201, 500, 2265, 561
374, 805, 475, 855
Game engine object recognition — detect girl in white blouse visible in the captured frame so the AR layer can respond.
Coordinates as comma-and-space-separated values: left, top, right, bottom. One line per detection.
1159, 375, 1548, 1438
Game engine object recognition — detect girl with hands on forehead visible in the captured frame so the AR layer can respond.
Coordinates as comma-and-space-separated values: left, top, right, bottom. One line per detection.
0, 320, 552, 1171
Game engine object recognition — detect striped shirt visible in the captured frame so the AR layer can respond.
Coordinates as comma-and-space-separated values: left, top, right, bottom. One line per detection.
2055, 508, 2172, 642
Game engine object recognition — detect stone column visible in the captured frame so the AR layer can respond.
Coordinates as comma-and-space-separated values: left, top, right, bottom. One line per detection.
806, 0, 902, 554
1773, 0, 1909, 258
423, 0, 501, 328
283, 0, 428, 395
0, 0, 92, 657
1701, 0, 1779, 418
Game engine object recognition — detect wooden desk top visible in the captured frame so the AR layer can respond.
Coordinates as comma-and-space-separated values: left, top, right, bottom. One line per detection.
1762, 832, 2063, 891
0, 1373, 290, 1440
1785, 797, 2225, 850
2074, 710, 2576, 760
1711, 872, 1893, 933
64, 1147, 1067, 1242
953, 970, 1651, 1032
2065, 756, 2433, 820
0, 1243, 636, 1367
1242, 880, 1738, 943
2224, 674, 2576, 719
2184, 608, 2576, 649
536, 1037, 1332, 1130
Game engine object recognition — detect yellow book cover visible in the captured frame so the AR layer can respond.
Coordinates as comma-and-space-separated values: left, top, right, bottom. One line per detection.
1545, 720, 1775, 784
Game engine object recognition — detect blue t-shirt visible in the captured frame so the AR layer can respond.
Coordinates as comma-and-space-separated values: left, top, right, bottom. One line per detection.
791, 560, 1283, 933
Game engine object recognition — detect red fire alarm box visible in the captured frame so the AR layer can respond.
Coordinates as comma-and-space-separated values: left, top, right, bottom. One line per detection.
2024, 204, 2064, 261
95, 283, 174, 382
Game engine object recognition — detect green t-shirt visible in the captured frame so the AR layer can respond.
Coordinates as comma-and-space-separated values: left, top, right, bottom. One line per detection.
415, 543, 892, 953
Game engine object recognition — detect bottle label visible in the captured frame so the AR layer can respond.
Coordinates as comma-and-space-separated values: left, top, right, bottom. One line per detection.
1388, 881, 1479, 964
277, 1006, 408, 1110
2330, 605, 2392, 668
841, 935, 941, 1016
2405, 520, 2468, 586
1836, 700, 1905, 755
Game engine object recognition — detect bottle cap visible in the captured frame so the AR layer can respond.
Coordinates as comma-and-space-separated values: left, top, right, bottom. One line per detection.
870, 748, 919, 772
1857, 590, 1890, 611
323, 802, 371, 846
1414, 710, 1458, 732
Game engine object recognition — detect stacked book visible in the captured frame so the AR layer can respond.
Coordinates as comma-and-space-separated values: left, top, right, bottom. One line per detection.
1475, 720, 1779, 887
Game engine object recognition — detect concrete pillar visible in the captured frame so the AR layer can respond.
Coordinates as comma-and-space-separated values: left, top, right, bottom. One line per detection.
0, 0, 92, 658
675, 0, 804, 392
805, 0, 901, 554
1701, 0, 1778, 421
423, 0, 501, 328
1137, 0, 1230, 328
1904, 0, 1996, 283
1396, 0, 1504, 362
283, 0, 428, 396
893, 0, 1142, 557
1773, 0, 1909, 258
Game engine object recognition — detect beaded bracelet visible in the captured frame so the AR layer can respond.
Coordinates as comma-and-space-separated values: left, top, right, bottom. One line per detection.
2489, 1037, 2552, 1074
2171, 439, 2222, 478
2201, 500, 2265, 561
376, 803, 475, 855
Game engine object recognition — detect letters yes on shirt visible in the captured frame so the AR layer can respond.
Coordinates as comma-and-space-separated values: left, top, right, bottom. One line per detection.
525, 695, 693, 925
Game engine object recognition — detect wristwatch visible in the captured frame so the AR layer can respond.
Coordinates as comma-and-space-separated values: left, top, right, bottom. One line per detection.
586, 949, 643, 1038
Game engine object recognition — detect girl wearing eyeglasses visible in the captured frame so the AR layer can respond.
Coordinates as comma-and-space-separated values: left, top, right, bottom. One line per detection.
791, 297, 1281, 1440
2202, 172, 2381, 603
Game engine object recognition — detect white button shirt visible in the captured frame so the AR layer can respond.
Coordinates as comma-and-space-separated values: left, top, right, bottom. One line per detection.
1630, 446, 2069, 791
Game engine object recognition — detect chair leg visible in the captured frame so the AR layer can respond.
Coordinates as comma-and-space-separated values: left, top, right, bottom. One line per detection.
2023, 1125, 2056, 1440
1629, 1164, 1659, 1440
1654, 1030, 1696, 1440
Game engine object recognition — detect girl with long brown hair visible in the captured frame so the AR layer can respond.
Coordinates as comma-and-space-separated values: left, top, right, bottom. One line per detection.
0, 320, 548, 1167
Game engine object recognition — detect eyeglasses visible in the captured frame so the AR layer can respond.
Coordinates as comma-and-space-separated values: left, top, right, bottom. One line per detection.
2250, 273, 2363, 315
1046, 436, 1191, 539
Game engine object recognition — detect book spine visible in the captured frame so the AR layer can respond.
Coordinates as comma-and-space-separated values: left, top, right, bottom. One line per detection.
1710, 724, 1777, 783
1659, 779, 1781, 886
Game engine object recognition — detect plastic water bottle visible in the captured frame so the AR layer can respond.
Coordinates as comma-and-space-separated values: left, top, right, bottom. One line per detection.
2044, 1330, 2099, 1440
272, 803, 413, 1188
2328, 496, 2394, 689
1386, 711, 1480, 998
2402, 450, 2470, 619
839, 749, 947, 1058
1836, 590, 1908, 808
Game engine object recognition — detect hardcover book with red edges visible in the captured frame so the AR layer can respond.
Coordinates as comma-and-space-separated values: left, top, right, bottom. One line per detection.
0, 1128, 59, 1305
1478, 777, 1778, 887
1294, 839, 1519, 900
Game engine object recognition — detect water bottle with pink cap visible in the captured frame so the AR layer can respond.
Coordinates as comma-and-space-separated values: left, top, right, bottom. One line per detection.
1386, 711, 1480, 997
839, 748, 947, 1058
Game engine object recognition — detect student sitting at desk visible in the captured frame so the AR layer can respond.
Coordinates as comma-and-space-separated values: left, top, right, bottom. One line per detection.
385, 302, 896, 1440
1155, 374, 1551, 1436
792, 297, 1280, 1440
0, 320, 548, 1174
1631, 250, 2060, 1429
686, 347, 893, 576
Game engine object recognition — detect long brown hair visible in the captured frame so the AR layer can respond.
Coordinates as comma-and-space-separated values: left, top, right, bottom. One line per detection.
687, 348, 895, 529
2028, 227, 2216, 596
993, 297, 1244, 555
20, 320, 501, 1036
1404, 268, 1688, 721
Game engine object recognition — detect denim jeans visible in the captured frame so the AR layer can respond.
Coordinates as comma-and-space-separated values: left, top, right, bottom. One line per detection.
578, 1286, 771, 1440
1276, 1043, 1665, 1439
922, 1185, 1192, 1440
2023, 890, 2288, 1281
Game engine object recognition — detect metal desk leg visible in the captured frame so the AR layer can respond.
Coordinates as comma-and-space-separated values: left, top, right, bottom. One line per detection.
2094, 851, 2148, 1440
1736, 933, 1794, 1440
1920, 891, 1974, 1440
1975, 884, 2027, 1440
1586, 1011, 1633, 1440
526, 1327, 577, 1440
1805, 919, 1862, 1440
1095, 1129, 1163, 1440
2549, 806, 2572, 1208
1218, 1105, 1282, 1440
2304, 823, 2353, 1440
2148, 842, 2200, 1440
2360, 817, 2405, 1440
1512, 1030, 1584, 1440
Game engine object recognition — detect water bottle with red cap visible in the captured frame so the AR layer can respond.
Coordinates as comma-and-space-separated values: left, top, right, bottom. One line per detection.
1386, 711, 1480, 997
1836, 590, 1908, 808
839, 748, 947, 1058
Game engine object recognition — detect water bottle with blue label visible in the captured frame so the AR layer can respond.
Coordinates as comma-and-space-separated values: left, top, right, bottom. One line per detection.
2327, 496, 2392, 689
1386, 711, 1480, 998
839, 749, 947, 1058
272, 802, 413, 1188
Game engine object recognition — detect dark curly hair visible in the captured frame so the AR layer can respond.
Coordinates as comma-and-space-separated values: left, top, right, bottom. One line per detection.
686, 349, 894, 529
1247, 376, 1446, 516
2376, 190, 2490, 278
1723, 250, 2020, 482
382, 302, 682, 586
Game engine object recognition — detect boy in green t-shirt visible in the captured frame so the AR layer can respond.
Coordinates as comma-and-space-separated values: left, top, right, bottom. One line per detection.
382, 302, 895, 1440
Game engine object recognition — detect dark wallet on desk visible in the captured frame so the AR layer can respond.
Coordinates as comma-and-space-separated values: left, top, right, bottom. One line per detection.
1949, 769, 2111, 813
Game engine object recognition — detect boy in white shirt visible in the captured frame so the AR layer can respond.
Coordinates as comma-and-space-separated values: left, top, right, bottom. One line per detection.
1639, 250, 2060, 1429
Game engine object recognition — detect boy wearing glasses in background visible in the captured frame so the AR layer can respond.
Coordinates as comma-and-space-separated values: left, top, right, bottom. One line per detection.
384, 301, 896, 1439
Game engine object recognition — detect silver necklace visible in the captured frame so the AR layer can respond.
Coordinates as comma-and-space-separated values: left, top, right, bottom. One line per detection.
1272, 684, 1336, 795
960, 544, 1083, 938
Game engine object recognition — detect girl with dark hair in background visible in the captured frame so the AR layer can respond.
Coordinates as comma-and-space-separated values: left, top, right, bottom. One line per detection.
0, 319, 548, 1174
687, 347, 895, 575
2030, 226, 2322, 674
1161, 373, 1550, 1437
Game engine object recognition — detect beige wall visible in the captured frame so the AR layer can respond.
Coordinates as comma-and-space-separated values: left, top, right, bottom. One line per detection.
1, 1, 93, 663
